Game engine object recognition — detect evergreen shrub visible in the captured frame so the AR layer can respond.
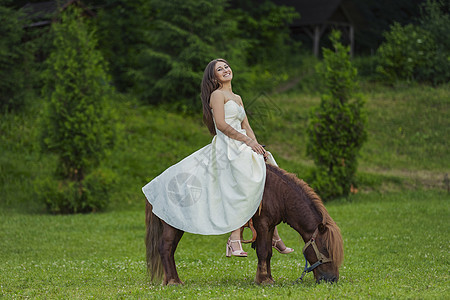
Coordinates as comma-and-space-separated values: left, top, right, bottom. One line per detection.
307, 31, 367, 201
36, 6, 116, 213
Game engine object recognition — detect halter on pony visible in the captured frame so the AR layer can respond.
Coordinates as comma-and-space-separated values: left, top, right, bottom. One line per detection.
294, 227, 333, 283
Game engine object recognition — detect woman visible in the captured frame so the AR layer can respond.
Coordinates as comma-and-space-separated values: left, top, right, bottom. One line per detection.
142, 58, 293, 257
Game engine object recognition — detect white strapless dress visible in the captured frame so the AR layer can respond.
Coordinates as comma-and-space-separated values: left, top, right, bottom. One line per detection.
142, 100, 277, 235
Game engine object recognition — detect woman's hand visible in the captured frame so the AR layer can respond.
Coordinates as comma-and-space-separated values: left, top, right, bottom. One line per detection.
246, 138, 267, 156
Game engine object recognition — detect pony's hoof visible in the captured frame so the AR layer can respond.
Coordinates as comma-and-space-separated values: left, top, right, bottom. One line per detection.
164, 279, 184, 286
255, 276, 275, 285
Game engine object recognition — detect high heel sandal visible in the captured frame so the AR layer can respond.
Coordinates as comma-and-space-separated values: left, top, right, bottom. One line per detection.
272, 238, 294, 254
226, 238, 248, 257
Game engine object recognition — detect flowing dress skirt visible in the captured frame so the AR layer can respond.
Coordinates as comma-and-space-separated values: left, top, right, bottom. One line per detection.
142, 101, 276, 235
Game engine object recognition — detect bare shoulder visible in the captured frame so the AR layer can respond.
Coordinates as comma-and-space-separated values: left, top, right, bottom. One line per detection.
235, 94, 244, 106
210, 90, 226, 106
211, 89, 225, 98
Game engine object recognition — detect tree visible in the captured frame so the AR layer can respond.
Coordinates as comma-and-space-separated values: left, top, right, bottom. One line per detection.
37, 6, 116, 213
307, 30, 367, 201
130, 0, 241, 110
95, 0, 153, 92
351, 0, 426, 53
0, 3, 30, 111
416, 0, 450, 84
229, 0, 299, 67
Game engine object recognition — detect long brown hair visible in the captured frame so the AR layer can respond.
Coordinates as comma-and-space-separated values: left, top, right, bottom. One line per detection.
201, 58, 229, 135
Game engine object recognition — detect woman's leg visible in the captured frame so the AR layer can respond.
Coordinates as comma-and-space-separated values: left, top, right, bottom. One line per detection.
230, 229, 245, 252
226, 228, 247, 257
272, 226, 294, 254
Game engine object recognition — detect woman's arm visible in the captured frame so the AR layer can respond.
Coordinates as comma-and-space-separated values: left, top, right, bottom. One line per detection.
241, 115, 257, 143
239, 97, 268, 159
210, 91, 266, 155
236, 95, 257, 142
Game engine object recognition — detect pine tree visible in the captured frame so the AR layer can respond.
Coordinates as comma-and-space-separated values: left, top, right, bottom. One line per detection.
130, 0, 237, 110
37, 6, 116, 213
0, 4, 29, 111
307, 30, 367, 200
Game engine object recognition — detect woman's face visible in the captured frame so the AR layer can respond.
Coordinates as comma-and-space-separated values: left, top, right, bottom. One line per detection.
214, 61, 233, 83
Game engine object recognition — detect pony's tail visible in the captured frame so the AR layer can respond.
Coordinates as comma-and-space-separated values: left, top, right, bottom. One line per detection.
145, 200, 164, 282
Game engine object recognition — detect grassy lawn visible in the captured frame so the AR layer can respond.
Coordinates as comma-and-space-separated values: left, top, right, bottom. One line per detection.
1, 190, 448, 298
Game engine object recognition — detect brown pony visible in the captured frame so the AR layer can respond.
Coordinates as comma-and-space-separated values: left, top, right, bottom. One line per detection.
145, 164, 344, 285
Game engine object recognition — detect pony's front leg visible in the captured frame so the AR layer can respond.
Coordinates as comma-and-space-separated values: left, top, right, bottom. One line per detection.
254, 226, 275, 285
159, 221, 184, 285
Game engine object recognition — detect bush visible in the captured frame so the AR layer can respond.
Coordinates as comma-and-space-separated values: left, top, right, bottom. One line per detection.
37, 6, 116, 213
34, 168, 116, 214
307, 31, 367, 201
376, 23, 436, 84
376, 1, 450, 85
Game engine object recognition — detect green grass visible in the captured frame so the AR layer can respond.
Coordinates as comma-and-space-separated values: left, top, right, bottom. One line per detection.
1, 190, 448, 298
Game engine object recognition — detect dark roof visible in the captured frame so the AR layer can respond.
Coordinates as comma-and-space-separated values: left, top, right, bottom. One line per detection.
21, 0, 95, 28
22, 1, 69, 20
274, 0, 354, 26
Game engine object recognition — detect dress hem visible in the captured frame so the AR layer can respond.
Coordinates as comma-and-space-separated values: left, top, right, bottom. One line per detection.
145, 196, 261, 236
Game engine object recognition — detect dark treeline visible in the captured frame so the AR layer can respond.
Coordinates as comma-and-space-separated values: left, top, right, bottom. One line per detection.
1, 0, 449, 113
352, 0, 427, 53
10, 0, 435, 54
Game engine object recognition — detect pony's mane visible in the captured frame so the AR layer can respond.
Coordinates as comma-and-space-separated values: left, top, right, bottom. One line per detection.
266, 164, 344, 266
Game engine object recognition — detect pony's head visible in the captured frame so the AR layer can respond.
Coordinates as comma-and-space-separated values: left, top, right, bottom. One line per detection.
297, 181, 344, 283
303, 218, 344, 283
265, 165, 344, 283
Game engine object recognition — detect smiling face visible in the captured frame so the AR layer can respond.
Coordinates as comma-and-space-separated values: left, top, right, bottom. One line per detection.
214, 61, 233, 83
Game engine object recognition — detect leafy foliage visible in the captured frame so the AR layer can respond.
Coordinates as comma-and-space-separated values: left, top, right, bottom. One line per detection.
34, 167, 116, 214
376, 23, 436, 83
416, 0, 450, 84
128, 0, 301, 110
226, 0, 301, 96
376, 1, 450, 85
307, 31, 367, 200
95, 0, 153, 92
229, 0, 299, 66
351, 0, 426, 53
130, 0, 238, 110
0, 4, 30, 111
38, 6, 116, 213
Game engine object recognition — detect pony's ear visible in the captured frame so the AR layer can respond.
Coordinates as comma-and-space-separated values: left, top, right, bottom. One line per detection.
318, 223, 327, 234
